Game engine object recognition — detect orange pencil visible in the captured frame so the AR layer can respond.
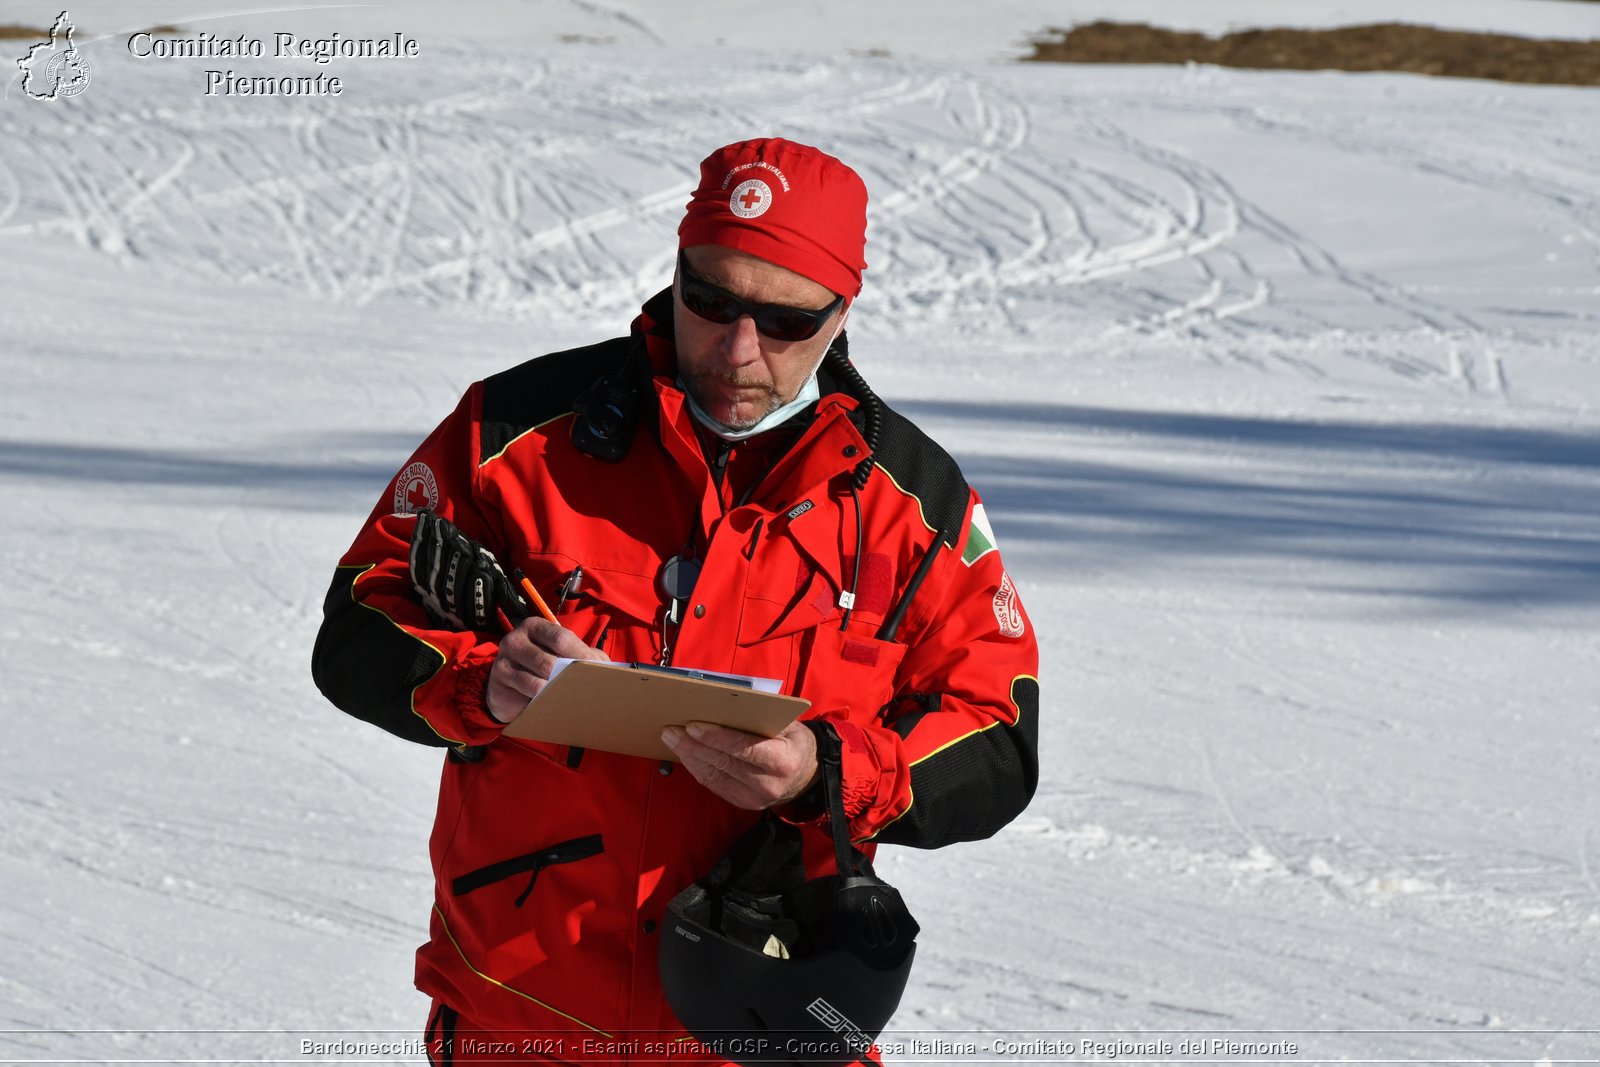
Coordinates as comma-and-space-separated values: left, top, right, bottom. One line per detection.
517, 572, 559, 625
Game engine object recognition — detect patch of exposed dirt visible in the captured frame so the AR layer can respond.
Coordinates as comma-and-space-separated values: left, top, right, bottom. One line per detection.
1024, 21, 1600, 87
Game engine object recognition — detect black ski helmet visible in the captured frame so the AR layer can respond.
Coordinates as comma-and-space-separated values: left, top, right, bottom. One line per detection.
659, 723, 919, 1067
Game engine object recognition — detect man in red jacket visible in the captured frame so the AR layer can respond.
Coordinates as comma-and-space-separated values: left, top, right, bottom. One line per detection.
312, 137, 1039, 1065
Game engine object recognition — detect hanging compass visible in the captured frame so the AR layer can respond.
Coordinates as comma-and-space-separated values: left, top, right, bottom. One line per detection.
659, 554, 702, 624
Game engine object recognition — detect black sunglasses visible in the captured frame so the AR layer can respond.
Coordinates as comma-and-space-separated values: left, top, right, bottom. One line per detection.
677, 251, 844, 343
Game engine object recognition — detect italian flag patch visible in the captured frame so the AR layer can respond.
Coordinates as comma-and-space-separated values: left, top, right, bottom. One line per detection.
962, 503, 998, 566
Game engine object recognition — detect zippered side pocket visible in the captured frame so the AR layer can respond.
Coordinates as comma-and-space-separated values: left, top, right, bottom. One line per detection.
451, 834, 604, 907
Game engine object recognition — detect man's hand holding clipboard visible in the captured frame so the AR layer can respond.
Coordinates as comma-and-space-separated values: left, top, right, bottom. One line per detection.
499, 654, 815, 806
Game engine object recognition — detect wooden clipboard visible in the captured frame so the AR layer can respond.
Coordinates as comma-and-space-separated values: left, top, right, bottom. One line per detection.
500, 660, 811, 761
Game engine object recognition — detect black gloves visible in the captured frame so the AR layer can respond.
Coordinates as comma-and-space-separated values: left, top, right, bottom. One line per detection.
408, 509, 527, 630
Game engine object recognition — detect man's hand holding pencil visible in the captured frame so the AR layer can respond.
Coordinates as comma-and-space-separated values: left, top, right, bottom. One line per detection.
485, 618, 611, 724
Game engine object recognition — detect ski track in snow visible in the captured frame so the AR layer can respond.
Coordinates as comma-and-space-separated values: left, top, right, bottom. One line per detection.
4, 48, 1593, 375
2, 28, 1599, 1066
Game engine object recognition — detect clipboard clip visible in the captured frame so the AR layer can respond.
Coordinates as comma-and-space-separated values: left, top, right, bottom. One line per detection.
628, 663, 755, 690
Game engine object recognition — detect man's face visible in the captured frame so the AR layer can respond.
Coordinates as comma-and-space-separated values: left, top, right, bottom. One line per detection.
673, 245, 846, 432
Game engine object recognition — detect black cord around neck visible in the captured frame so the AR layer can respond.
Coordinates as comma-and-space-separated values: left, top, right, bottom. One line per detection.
822, 336, 882, 491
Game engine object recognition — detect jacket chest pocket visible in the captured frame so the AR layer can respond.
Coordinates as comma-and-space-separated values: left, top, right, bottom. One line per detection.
793, 625, 908, 723
493, 563, 664, 769
522, 557, 663, 663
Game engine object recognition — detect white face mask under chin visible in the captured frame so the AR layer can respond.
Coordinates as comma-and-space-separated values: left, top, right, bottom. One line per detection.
681, 318, 845, 442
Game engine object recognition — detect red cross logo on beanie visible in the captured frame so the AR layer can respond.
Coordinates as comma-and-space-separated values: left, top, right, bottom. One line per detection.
729, 178, 772, 219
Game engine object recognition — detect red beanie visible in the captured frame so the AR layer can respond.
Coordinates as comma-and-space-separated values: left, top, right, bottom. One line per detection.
678, 138, 868, 299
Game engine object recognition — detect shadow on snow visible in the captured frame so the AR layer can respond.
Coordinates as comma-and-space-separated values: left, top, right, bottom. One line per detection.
0, 435, 417, 511
896, 399, 1600, 609
4, 404, 1598, 607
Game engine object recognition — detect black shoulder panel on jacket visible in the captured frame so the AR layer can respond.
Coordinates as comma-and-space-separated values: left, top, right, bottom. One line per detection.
872, 675, 1040, 847
311, 567, 455, 747
870, 400, 970, 548
479, 336, 634, 463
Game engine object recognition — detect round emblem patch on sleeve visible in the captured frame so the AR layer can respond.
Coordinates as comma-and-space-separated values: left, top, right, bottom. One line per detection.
992, 571, 1025, 638
394, 461, 439, 515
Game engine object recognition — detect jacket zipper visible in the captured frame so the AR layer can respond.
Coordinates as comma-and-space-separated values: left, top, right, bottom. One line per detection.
711, 439, 733, 492
451, 833, 605, 907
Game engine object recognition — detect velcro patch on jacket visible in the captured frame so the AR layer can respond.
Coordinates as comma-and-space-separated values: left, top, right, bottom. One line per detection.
852, 552, 893, 616
832, 718, 871, 756
841, 639, 881, 666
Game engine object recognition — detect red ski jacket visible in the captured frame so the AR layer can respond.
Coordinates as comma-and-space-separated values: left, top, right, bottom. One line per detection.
312, 291, 1040, 1052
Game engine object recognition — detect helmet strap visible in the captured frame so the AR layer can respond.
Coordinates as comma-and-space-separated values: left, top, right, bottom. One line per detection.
807, 721, 857, 878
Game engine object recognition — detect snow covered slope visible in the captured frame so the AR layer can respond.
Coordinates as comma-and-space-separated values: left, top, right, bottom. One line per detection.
1, 3, 1597, 1063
